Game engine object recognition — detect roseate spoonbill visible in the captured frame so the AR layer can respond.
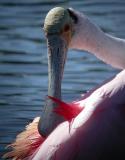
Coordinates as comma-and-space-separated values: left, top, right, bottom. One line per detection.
4, 7, 125, 160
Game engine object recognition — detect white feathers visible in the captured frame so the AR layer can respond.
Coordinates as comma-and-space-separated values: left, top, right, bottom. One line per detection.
69, 9, 125, 69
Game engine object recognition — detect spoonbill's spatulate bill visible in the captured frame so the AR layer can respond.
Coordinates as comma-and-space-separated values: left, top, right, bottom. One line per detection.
4, 7, 125, 160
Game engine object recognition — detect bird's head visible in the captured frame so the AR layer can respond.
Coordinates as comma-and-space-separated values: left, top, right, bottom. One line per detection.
44, 7, 74, 46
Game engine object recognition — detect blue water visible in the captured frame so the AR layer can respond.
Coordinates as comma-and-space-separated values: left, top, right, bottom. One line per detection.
0, 0, 125, 157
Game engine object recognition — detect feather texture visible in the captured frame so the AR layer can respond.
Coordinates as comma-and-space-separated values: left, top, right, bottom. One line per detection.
3, 117, 45, 160
48, 96, 83, 121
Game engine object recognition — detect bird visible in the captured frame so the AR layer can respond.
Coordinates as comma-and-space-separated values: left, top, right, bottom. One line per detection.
3, 7, 125, 160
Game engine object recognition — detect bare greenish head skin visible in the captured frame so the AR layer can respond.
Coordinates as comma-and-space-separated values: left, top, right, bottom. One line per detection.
44, 7, 72, 35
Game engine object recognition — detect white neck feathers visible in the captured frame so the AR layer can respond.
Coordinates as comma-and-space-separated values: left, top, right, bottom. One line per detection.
89, 31, 125, 69
71, 15, 125, 69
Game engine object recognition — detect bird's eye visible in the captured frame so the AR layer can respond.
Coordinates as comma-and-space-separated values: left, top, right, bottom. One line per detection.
63, 24, 70, 32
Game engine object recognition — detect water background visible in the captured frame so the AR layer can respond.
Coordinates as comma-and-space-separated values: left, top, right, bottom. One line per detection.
0, 0, 125, 157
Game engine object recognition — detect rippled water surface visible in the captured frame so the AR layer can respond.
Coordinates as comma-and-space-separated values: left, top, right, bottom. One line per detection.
0, 0, 125, 157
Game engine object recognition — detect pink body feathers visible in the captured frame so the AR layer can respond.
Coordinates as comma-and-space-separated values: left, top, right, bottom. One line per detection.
3, 117, 45, 160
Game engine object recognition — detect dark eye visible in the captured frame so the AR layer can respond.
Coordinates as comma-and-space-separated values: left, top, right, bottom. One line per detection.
64, 24, 70, 32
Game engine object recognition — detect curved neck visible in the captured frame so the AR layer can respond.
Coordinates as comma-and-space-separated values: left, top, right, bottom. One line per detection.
73, 17, 125, 69
88, 31, 125, 69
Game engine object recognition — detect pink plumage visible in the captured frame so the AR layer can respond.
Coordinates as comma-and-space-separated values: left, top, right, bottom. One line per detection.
3, 117, 45, 160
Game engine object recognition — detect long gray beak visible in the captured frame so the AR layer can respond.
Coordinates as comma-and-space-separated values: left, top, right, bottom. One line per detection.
38, 34, 68, 136
47, 34, 67, 99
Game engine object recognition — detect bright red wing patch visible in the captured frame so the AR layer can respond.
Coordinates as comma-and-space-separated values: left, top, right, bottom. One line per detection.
48, 96, 83, 122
